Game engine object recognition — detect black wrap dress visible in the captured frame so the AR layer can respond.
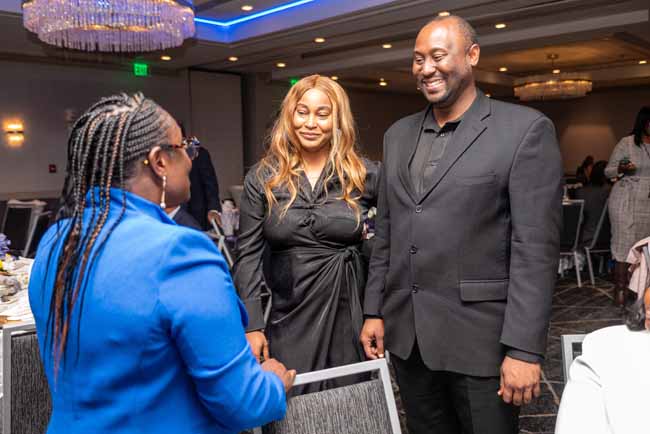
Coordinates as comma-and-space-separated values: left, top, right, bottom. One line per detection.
233, 159, 379, 394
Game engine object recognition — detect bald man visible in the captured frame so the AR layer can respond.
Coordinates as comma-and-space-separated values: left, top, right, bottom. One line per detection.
361, 16, 562, 434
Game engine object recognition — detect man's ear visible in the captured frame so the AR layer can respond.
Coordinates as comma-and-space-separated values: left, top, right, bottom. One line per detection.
468, 43, 480, 67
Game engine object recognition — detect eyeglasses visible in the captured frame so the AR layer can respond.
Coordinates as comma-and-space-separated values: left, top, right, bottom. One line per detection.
161, 136, 200, 160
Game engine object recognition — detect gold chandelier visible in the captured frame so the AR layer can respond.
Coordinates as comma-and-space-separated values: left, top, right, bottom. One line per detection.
514, 54, 593, 101
22, 0, 195, 52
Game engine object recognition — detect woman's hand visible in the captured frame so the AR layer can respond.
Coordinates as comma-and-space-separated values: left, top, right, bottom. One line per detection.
246, 330, 269, 363
618, 161, 636, 175
261, 359, 296, 393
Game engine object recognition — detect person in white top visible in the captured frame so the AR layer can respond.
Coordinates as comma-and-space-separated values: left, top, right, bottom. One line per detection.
555, 285, 650, 434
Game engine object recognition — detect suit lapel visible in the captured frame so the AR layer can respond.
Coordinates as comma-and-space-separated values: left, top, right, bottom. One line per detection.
397, 107, 430, 204
418, 92, 491, 204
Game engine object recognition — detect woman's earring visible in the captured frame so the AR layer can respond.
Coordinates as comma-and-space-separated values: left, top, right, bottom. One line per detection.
160, 175, 167, 209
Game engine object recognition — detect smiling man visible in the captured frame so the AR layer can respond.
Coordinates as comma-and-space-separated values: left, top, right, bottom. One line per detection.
360, 15, 563, 434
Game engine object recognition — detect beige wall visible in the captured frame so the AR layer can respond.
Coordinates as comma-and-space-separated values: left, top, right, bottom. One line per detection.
0, 60, 243, 198
522, 86, 650, 173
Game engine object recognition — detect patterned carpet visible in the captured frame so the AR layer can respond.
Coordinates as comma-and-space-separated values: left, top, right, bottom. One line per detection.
389, 275, 626, 434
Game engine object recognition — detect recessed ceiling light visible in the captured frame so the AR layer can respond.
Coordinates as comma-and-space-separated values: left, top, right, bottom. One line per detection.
495, 23, 507, 29
485, 93, 492, 98
499, 67, 508, 72
640, 60, 648, 65
276, 62, 287, 68
380, 77, 385, 81
160, 55, 172, 61
438, 11, 451, 17
241, 5, 253, 11
228, 56, 239, 62
553, 69, 561, 74
382, 43, 392, 49
331, 76, 339, 81
379, 81, 388, 87
314, 37, 326, 43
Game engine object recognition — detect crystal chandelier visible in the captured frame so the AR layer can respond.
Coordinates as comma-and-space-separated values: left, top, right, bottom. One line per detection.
514, 73, 593, 101
22, 0, 195, 52
513, 54, 592, 101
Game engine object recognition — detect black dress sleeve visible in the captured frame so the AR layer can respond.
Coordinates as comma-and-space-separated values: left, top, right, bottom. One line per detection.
232, 167, 268, 332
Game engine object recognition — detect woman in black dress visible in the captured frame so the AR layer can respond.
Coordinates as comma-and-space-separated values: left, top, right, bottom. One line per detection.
233, 75, 379, 394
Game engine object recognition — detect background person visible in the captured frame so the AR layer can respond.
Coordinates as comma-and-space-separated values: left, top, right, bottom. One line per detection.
605, 106, 650, 306
555, 285, 650, 434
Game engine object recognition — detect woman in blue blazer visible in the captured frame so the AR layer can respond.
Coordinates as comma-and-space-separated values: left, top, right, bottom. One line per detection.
29, 93, 294, 434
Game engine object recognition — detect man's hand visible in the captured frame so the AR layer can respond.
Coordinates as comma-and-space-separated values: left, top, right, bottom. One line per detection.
207, 210, 221, 227
360, 318, 385, 359
498, 356, 542, 406
246, 331, 269, 363
261, 358, 296, 393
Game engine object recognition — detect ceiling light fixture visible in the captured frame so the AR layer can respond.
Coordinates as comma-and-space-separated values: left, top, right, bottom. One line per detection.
640, 60, 648, 65
379, 81, 388, 87
161, 55, 172, 61
195, 0, 315, 27
276, 62, 287, 68
485, 93, 492, 97
382, 43, 392, 49
438, 11, 451, 17
314, 37, 326, 43
228, 56, 239, 62
499, 67, 508, 72
241, 5, 253, 11
495, 23, 507, 29
331, 76, 339, 81
514, 54, 592, 101
553, 69, 560, 74
22, 0, 195, 52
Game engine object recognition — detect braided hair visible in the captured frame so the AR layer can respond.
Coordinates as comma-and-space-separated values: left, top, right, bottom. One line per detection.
48, 93, 174, 376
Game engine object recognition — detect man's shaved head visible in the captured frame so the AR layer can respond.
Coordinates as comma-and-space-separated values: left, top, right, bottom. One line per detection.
423, 15, 478, 51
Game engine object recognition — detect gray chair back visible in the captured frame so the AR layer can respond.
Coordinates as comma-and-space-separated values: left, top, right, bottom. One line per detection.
2, 323, 52, 434
587, 198, 611, 251
560, 333, 587, 383
1, 207, 34, 257
26, 212, 52, 259
262, 359, 401, 434
560, 200, 584, 253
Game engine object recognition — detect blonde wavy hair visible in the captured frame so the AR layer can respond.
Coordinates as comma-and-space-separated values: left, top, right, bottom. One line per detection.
257, 74, 366, 221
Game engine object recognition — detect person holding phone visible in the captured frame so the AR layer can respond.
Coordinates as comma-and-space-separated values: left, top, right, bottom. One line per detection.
605, 106, 650, 306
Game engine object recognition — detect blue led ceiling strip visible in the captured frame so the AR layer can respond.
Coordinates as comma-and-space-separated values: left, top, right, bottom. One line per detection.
194, 0, 316, 27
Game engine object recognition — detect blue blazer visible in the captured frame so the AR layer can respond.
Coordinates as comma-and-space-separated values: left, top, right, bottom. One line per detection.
29, 189, 286, 434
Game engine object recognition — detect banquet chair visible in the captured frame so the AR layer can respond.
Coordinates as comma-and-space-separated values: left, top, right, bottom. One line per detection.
26, 211, 52, 258
560, 333, 587, 383
2, 322, 52, 434
1, 207, 34, 258
259, 358, 402, 434
560, 200, 585, 287
584, 199, 611, 286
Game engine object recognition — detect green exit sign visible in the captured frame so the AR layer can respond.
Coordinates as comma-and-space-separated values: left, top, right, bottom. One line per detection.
133, 63, 149, 77
289, 77, 299, 86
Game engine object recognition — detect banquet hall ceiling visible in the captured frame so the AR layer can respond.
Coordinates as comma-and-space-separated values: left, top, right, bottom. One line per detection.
0, 0, 648, 96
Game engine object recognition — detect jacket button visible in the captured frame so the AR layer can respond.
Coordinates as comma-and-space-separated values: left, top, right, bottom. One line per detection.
415, 205, 423, 213
411, 284, 419, 293
410, 245, 418, 254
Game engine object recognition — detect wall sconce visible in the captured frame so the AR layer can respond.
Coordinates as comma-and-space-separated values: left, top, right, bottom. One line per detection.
4, 121, 24, 148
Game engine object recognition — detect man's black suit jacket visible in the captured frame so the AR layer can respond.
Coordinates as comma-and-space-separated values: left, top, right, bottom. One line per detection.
185, 147, 221, 230
364, 91, 563, 377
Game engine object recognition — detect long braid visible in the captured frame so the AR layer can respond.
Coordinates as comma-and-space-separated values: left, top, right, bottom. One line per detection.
47, 93, 173, 377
